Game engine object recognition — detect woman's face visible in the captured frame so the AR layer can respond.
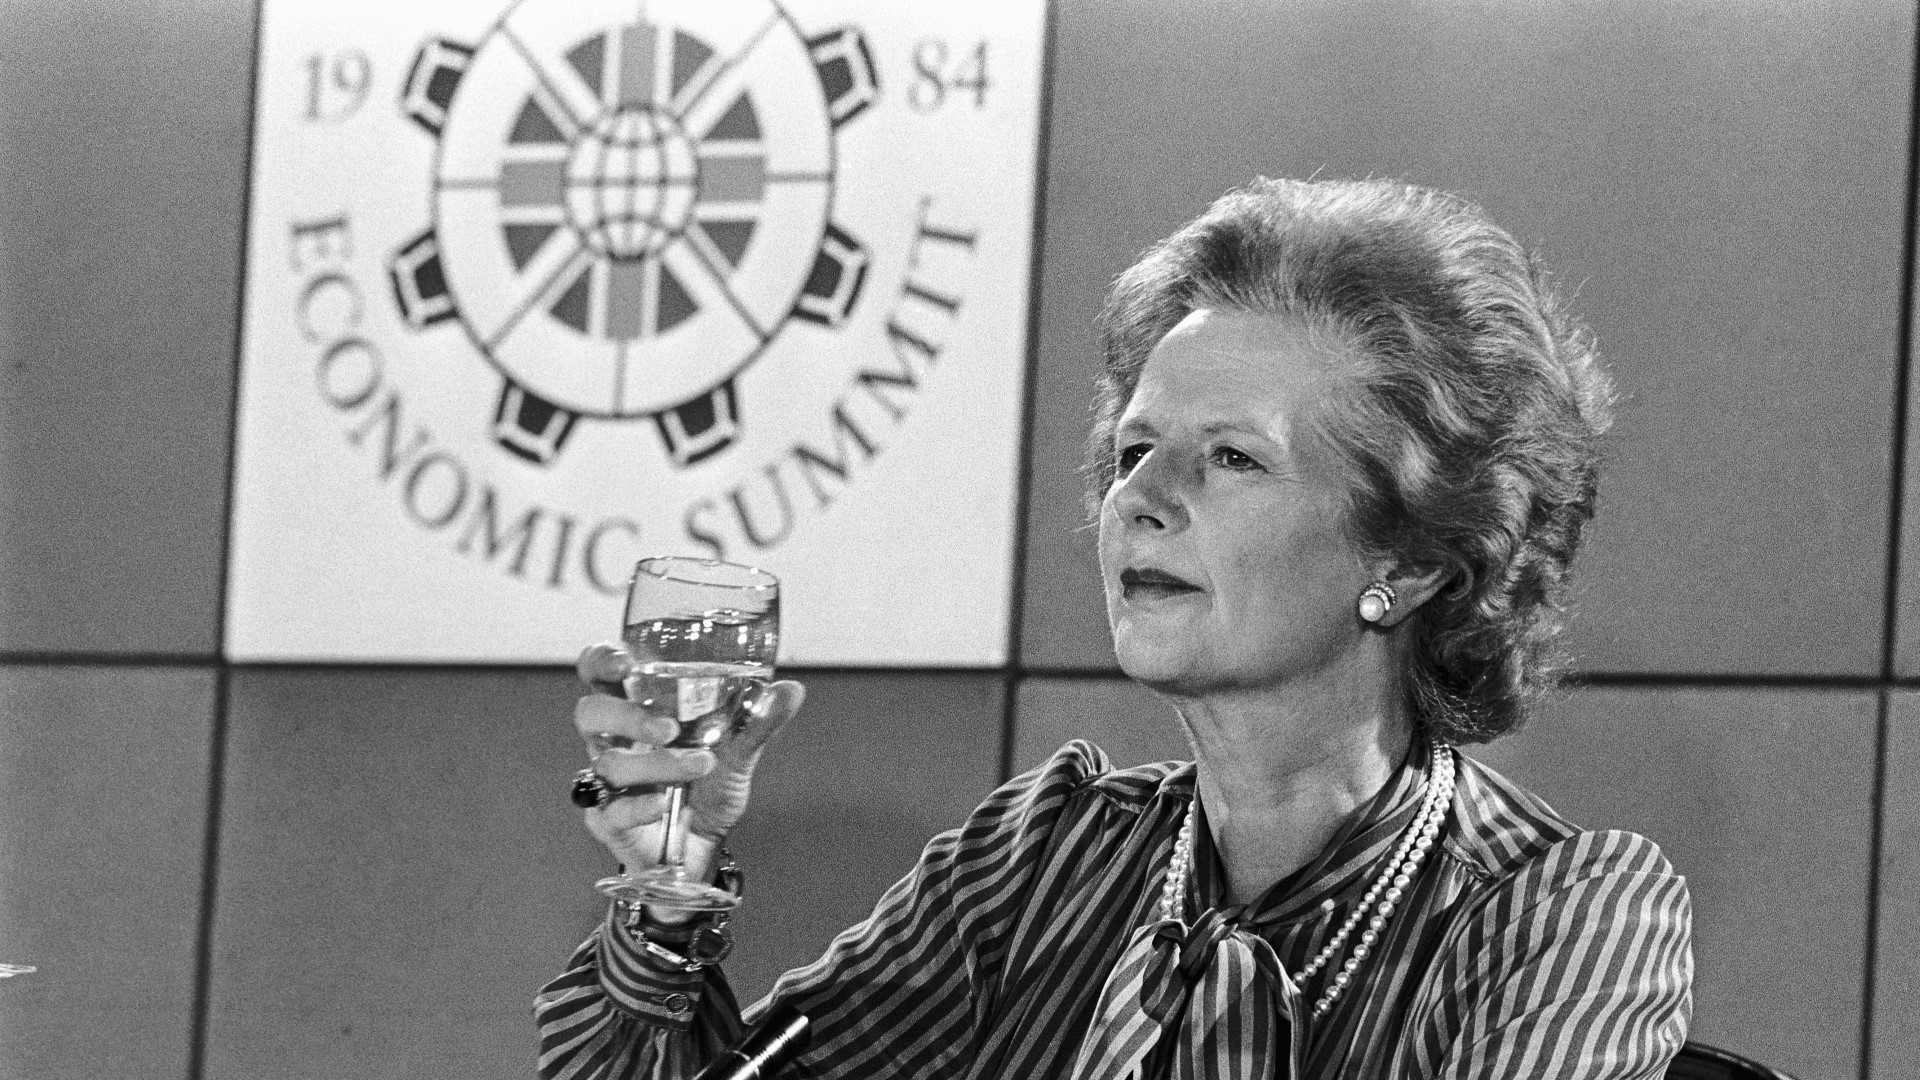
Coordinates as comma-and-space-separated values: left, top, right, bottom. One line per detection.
1098, 307, 1372, 697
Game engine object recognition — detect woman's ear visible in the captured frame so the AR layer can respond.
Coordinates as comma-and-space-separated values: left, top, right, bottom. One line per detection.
1368, 562, 1453, 628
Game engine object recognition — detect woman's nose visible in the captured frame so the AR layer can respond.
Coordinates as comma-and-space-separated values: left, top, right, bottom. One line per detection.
1109, 450, 1188, 531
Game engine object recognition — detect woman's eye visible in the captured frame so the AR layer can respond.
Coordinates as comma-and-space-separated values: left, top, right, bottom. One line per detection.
1116, 443, 1149, 475
1211, 446, 1261, 471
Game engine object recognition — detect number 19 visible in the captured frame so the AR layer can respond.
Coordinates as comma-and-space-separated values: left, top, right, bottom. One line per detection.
304, 50, 371, 123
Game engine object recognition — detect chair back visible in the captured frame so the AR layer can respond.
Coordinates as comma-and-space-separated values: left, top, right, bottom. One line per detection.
1666, 1042, 1798, 1080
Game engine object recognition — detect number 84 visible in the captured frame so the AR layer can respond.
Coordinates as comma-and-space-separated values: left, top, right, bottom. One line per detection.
909, 39, 989, 113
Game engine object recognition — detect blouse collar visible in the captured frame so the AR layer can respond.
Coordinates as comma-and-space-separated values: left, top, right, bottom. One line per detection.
1183, 739, 1434, 928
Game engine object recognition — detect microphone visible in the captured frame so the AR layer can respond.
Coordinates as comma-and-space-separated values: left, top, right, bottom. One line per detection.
692, 1003, 812, 1080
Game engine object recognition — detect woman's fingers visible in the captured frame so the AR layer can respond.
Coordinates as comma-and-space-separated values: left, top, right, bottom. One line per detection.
730, 679, 805, 757
593, 746, 717, 788
583, 792, 671, 847
575, 672, 800, 873
574, 694, 677, 746
576, 642, 632, 697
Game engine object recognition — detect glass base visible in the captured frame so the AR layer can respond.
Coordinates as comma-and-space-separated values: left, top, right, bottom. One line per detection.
596, 869, 741, 913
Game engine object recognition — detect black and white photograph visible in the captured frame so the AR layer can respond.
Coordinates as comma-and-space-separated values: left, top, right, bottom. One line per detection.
0, 2, 1911, 1078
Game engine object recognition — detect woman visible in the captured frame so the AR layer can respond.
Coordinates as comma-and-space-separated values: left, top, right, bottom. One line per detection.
538, 178, 1693, 1079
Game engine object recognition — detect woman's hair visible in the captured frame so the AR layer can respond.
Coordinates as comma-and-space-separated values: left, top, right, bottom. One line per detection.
1088, 177, 1615, 745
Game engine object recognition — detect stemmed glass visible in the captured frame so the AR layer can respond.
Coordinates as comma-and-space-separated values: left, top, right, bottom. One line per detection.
593, 556, 779, 912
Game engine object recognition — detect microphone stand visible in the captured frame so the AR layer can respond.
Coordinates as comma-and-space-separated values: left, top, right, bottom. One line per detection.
692, 1003, 812, 1080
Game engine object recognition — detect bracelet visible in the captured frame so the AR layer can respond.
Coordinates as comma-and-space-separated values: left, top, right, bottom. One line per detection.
614, 849, 742, 972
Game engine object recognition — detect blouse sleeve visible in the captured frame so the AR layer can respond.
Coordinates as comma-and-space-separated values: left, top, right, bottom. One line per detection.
534, 904, 748, 1080
533, 741, 1104, 1080
1433, 829, 1695, 1080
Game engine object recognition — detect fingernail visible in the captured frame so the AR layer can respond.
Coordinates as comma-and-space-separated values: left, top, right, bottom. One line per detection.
586, 733, 635, 756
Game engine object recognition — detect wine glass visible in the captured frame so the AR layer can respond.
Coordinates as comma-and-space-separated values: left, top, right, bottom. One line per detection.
593, 556, 779, 912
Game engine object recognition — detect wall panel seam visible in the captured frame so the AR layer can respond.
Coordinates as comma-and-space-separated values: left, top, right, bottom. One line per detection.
1859, 690, 1893, 1080
1000, 0, 1060, 786
185, 665, 233, 1080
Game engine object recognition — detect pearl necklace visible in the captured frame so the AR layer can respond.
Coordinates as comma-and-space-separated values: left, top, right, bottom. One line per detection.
1154, 744, 1457, 1018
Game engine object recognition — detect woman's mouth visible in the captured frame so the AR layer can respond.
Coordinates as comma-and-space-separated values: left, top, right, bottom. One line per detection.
1119, 567, 1202, 601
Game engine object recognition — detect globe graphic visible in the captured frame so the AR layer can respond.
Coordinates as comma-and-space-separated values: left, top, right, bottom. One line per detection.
564, 107, 698, 261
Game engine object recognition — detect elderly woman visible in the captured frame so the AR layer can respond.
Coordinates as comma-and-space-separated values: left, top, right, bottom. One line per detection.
537, 178, 1693, 1079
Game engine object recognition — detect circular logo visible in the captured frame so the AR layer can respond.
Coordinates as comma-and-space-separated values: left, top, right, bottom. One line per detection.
388, 0, 878, 467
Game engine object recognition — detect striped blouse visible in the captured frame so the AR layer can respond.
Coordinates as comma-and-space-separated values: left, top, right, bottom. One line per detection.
536, 740, 1693, 1078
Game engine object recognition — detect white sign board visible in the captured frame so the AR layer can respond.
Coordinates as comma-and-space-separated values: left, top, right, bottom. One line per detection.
227, 0, 1045, 665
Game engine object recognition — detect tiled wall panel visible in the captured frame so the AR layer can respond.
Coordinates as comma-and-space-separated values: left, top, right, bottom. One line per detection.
1011, 675, 1178, 776
205, 668, 601, 1080
1874, 693, 1920, 1080
1021, 0, 1913, 677
0, 0, 251, 655
1476, 687, 1877, 1080
203, 667, 1001, 1077
0, 665, 216, 1079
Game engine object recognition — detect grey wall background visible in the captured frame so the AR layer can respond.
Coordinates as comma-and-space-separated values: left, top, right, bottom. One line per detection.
2, 1, 1915, 1078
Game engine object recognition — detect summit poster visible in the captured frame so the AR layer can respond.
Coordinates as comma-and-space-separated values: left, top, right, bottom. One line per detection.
227, 0, 1047, 665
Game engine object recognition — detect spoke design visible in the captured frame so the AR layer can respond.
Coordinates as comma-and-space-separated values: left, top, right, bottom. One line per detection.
502, 26, 591, 135
486, 243, 596, 350
679, 13, 781, 118
673, 240, 770, 343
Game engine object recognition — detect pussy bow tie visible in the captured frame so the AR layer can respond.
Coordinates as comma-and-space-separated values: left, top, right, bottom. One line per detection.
1069, 905, 1304, 1080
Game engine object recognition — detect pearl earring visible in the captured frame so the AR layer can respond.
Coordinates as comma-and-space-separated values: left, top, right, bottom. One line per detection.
1358, 582, 1397, 623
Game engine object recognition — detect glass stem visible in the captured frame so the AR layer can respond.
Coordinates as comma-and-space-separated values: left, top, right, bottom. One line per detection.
657, 784, 688, 879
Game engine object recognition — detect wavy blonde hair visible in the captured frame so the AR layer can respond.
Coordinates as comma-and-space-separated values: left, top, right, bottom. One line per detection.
1088, 178, 1615, 744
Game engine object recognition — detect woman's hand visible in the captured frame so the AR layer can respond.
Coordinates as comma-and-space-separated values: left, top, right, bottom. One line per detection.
572, 642, 804, 899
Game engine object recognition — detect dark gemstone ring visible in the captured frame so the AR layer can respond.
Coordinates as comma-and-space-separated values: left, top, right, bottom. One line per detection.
570, 768, 613, 809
